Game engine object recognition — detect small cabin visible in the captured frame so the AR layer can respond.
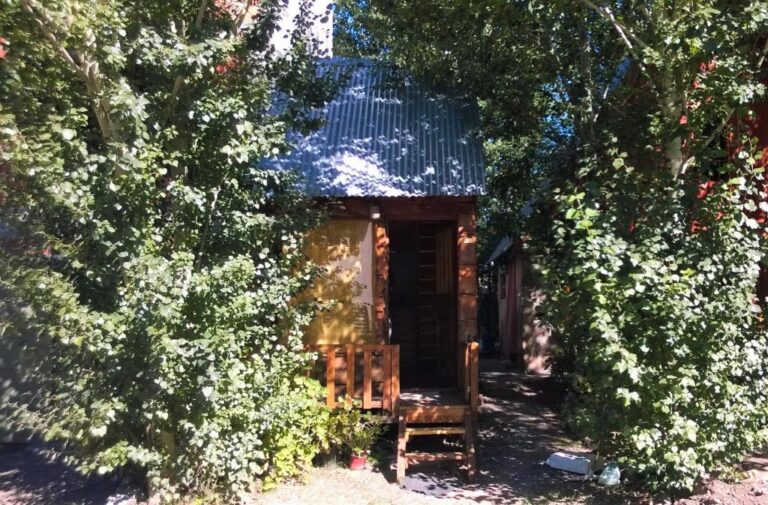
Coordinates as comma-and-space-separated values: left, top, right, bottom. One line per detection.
486, 237, 554, 375
270, 58, 484, 479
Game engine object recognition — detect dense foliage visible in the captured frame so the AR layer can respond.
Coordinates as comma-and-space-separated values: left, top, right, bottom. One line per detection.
340, 0, 768, 493
0, 0, 335, 500
537, 4, 768, 492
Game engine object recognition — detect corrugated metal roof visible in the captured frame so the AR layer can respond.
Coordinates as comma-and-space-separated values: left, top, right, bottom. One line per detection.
486, 236, 513, 265
267, 58, 485, 197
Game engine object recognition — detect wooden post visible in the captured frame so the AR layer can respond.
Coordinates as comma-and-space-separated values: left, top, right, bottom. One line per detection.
346, 346, 355, 399
397, 411, 407, 483
363, 349, 372, 408
392, 345, 400, 417
457, 212, 478, 384
464, 342, 469, 399
374, 223, 390, 344
464, 410, 477, 481
469, 342, 480, 419
326, 349, 336, 407
383, 347, 392, 412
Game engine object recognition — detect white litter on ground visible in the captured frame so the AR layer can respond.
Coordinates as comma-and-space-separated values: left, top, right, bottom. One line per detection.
545, 452, 594, 475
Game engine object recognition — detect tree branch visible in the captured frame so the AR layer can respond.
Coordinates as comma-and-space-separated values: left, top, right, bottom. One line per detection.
170, 0, 210, 101
195, 187, 221, 267
576, 0, 649, 50
20, 0, 116, 141
231, 1, 256, 36
194, 0, 209, 28
19, 1, 83, 77
575, 0, 658, 92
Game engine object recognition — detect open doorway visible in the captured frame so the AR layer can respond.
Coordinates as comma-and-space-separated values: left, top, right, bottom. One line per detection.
388, 221, 457, 389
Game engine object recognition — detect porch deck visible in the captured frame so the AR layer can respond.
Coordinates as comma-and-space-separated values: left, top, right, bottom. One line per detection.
307, 342, 479, 419
308, 342, 479, 481
400, 388, 465, 405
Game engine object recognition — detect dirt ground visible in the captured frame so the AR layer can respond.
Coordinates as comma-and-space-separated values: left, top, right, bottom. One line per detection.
677, 452, 768, 505
252, 359, 768, 505
1, 359, 766, 504
252, 360, 640, 505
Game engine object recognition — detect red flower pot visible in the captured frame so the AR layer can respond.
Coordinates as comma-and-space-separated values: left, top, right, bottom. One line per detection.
349, 453, 367, 470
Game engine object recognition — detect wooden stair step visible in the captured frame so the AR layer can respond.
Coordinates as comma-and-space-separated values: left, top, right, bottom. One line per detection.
406, 426, 465, 437
406, 451, 466, 463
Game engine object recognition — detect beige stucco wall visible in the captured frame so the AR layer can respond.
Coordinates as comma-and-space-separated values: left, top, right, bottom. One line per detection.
304, 219, 376, 345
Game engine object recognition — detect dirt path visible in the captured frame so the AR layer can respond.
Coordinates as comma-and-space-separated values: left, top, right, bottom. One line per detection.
253, 359, 639, 505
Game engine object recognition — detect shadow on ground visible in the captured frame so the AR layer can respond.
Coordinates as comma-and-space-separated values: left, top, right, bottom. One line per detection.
0, 443, 119, 505
387, 359, 640, 504
1, 359, 644, 505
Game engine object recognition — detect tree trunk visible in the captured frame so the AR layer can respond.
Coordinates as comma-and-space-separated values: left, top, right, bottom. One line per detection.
661, 66, 683, 178
575, 12, 595, 148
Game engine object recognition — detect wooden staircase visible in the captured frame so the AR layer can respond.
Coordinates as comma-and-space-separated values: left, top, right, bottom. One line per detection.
306, 341, 480, 483
396, 342, 479, 483
396, 403, 476, 482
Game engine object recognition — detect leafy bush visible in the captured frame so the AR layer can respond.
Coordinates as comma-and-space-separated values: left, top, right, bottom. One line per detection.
528, 2, 768, 493
540, 151, 768, 492
0, 1, 336, 500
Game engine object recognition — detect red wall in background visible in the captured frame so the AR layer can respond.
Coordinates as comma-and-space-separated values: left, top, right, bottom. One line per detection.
755, 72, 768, 304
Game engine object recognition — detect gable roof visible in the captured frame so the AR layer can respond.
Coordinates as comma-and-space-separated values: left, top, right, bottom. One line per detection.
486, 235, 514, 266
267, 58, 485, 197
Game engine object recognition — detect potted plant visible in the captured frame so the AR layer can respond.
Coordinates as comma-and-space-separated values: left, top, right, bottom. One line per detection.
346, 412, 384, 470
330, 397, 384, 470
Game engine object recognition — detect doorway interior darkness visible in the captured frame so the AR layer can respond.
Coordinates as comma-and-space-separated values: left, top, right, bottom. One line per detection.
388, 221, 457, 389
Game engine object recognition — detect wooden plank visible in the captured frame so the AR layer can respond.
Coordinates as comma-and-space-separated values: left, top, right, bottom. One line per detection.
405, 427, 465, 437
406, 451, 465, 463
382, 346, 391, 412
456, 210, 478, 387
374, 222, 390, 344
458, 265, 478, 295
363, 349, 372, 408
402, 406, 467, 424
392, 345, 400, 417
469, 342, 480, 418
397, 412, 407, 483
346, 346, 355, 399
309, 344, 388, 352
326, 349, 336, 407
464, 410, 477, 481
464, 342, 471, 402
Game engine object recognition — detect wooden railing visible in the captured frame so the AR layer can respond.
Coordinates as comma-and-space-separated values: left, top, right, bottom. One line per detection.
462, 341, 480, 417
308, 344, 400, 414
